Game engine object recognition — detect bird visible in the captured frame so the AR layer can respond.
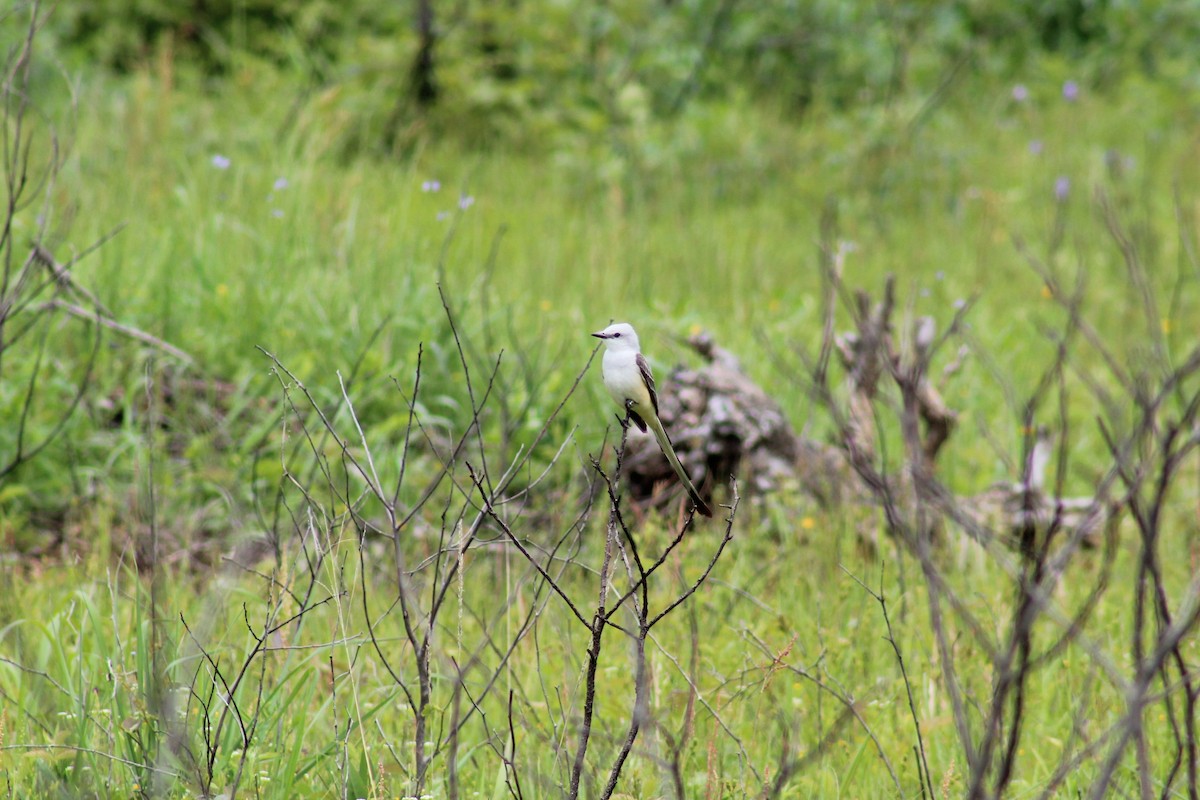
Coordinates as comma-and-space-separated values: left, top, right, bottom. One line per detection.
592, 322, 713, 517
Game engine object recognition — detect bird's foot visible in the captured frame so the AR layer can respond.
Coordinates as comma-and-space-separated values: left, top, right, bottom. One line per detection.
617, 399, 637, 430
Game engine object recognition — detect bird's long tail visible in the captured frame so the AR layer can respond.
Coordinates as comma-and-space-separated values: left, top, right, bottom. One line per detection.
646, 413, 713, 517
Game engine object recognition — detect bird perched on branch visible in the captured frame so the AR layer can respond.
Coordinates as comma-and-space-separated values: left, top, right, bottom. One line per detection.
592, 322, 713, 517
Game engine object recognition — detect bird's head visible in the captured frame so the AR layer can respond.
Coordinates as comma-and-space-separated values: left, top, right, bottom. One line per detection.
591, 322, 640, 352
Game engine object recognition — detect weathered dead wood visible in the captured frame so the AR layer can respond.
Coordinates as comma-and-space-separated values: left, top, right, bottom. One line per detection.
620, 306, 1112, 549
832, 279, 1114, 549
621, 332, 856, 516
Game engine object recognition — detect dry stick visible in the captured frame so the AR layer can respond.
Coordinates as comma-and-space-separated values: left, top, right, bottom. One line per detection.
969, 325, 1078, 797
451, 473, 612, 792
345, 351, 424, 709
600, 479, 739, 796
568, 521, 616, 798
1122, 387, 1200, 797
140, 359, 176, 794
804, 270, 989, 775
0, 4, 49, 311
405, 349, 601, 787
599, 626, 647, 800
179, 615, 251, 773
1, 291, 102, 480
816, 263, 1113, 796
660, 606, 701, 800
228, 608, 275, 800
389, 333, 597, 537
840, 563, 931, 799
764, 705, 861, 800
469, 466, 593, 630
1089, 590, 1200, 800
32, 242, 117, 317
567, 420, 632, 800
647, 628, 762, 784
647, 484, 737, 631
259, 314, 394, 552
593, 456, 649, 612
441, 487, 601, 755
742, 629, 902, 795
44, 298, 193, 362
2, 251, 57, 331
1151, 417, 1200, 798
593, 442, 653, 800
262, 345, 450, 780
0, 744, 180, 778
446, 663, 463, 800
438, 282, 495, 495
180, 592, 339, 787
605, 519, 691, 622
1078, 350, 1200, 799
186, 663, 218, 791
506, 689, 526, 800
391, 342, 422, 509
1027, 248, 1200, 797
264, 307, 600, 793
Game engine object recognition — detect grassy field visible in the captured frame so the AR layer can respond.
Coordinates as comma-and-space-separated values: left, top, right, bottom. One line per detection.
3, 20, 1200, 800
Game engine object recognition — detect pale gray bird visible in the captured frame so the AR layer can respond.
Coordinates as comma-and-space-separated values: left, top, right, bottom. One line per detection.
592, 322, 713, 517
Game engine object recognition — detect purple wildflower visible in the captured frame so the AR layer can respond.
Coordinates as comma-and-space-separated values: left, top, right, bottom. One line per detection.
1011, 84, 1029, 102
273, 177, 289, 191
1062, 80, 1079, 101
421, 180, 441, 193
1054, 176, 1070, 201
1028, 139, 1044, 156
458, 195, 475, 210
211, 154, 231, 170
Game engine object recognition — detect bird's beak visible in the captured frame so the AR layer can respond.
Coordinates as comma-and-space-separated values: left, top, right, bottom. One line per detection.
591, 331, 608, 339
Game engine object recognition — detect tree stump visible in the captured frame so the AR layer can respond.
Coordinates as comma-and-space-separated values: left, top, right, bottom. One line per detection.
621, 331, 854, 515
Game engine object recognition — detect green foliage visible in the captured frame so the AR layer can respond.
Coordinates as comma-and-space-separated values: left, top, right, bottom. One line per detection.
43, 0, 1200, 158
50, 0, 403, 75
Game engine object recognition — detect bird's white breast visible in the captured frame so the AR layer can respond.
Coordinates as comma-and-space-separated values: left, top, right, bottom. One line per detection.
601, 348, 648, 407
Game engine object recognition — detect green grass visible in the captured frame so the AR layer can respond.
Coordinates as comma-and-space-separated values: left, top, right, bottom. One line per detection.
4, 501, 1197, 797
3, 41, 1200, 799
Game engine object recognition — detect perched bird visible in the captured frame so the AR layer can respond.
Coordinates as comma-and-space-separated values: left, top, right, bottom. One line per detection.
592, 322, 713, 517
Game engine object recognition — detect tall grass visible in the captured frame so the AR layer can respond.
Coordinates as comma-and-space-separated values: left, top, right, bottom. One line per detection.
3, 490, 1195, 796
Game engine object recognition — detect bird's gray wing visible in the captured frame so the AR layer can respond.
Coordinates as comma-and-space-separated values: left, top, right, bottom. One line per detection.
636, 352, 659, 417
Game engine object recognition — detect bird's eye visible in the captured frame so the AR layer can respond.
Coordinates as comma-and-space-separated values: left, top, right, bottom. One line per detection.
612, 332, 621, 338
